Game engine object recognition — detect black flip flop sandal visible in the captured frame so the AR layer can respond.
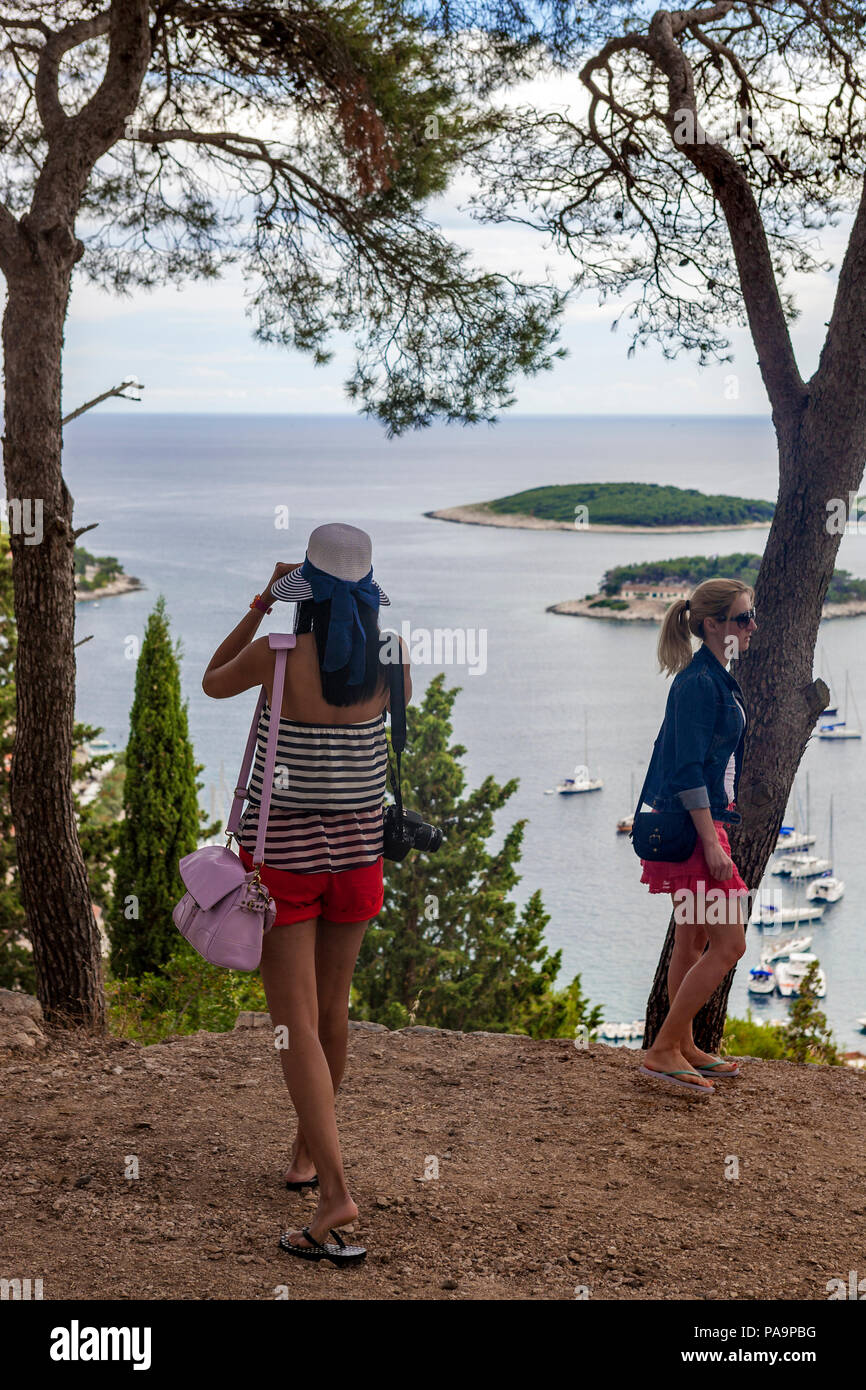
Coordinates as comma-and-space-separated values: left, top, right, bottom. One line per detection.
279, 1225, 367, 1266
285, 1176, 319, 1191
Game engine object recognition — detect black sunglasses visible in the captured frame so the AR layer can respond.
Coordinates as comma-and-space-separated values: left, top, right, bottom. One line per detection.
724, 608, 756, 629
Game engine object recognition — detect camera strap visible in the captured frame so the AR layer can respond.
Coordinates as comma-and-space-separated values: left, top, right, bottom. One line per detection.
384, 649, 407, 820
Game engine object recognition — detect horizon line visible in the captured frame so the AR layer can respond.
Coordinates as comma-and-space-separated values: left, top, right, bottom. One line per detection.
58, 409, 773, 421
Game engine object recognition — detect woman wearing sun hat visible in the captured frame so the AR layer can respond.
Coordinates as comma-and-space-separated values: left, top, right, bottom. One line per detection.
202, 522, 410, 1264
634, 579, 756, 1096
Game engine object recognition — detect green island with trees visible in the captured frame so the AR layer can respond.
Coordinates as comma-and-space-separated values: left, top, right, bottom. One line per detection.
74, 544, 142, 599
605, 553, 866, 603
434, 482, 778, 531
551, 552, 866, 618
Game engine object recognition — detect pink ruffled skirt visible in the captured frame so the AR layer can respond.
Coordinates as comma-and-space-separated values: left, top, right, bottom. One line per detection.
639, 801, 750, 896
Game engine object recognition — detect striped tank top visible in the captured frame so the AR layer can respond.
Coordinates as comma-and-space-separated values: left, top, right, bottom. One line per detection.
235, 701, 388, 873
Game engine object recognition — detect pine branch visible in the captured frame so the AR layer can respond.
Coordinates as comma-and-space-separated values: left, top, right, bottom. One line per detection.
62, 378, 144, 426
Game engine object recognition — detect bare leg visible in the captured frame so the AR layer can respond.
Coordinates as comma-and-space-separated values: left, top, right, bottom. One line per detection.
643, 894, 746, 1088
665, 918, 728, 1068
668, 918, 707, 1007
259, 915, 367, 1245
287, 917, 369, 1183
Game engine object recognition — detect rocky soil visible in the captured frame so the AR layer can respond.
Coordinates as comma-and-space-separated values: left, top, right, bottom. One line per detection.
2, 996, 864, 1302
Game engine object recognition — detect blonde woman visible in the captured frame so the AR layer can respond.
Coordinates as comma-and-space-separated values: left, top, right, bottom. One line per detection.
635, 580, 756, 1095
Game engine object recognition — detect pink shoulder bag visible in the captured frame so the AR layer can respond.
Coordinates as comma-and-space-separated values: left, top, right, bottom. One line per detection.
172, 632, 296, 970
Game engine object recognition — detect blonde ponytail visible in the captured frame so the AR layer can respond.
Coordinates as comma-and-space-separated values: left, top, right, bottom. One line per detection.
657, 597, 694, 678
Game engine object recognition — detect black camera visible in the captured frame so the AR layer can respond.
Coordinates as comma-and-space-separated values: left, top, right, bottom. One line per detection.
383, 805, 444, 862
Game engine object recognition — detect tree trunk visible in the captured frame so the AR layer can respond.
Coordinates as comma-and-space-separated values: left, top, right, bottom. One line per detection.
645, 407, 865, 1051
3, 262, 105, 1029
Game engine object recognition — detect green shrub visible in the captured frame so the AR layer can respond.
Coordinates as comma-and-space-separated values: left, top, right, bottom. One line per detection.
106, 942, 268, 1043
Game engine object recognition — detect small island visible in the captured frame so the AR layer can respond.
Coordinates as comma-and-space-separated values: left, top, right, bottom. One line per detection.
428, 481, 776, 532
74, 545, 144, 602
549, 554, 866, 622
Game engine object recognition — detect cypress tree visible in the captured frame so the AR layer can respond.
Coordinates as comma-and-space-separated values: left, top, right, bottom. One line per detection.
353, 674, 600, 1038
108, 595, 213, 977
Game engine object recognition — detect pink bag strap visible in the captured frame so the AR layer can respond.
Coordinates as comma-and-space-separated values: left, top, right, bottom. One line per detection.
226, 633, 296, 866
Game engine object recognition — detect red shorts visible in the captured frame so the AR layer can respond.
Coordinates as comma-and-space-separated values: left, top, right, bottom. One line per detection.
639, 801, 750, 898
237, 845, 384, 926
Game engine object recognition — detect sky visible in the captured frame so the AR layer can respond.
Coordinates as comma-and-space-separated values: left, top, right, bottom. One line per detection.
60, 67, 853, 420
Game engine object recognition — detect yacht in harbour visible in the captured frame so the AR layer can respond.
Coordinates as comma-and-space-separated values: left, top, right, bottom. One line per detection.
555, 712, 603, 794
775, 953, 827, 999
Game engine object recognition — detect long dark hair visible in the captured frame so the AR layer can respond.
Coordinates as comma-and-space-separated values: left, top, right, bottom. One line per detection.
296, 597, 387, 707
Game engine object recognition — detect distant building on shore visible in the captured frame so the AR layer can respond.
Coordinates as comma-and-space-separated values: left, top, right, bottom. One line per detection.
618, 579, 690, 601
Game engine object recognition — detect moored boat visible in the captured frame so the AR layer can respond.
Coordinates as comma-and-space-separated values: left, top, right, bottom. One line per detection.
775, 952, 827, 998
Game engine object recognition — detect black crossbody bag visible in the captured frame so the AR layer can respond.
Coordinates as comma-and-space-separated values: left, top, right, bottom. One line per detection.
629, 770, 698, 862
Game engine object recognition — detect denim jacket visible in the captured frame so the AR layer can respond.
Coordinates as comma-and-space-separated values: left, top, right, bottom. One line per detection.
638, 643, 747, 826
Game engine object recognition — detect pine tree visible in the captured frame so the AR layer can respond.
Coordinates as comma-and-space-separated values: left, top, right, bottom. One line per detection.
782, 961, 840, 1065
353, 674, 600, 1038
0, 529, 124, 989
108, 595, 217, 977
0, 530, 29, 990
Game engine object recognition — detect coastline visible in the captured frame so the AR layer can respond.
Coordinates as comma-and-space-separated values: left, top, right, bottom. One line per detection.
548, 596, 866, 623
75, 575, 144, 603
426, 503, 772, 534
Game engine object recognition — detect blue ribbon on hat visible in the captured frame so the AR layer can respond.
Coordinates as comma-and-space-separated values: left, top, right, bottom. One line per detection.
300, 557, 381, 685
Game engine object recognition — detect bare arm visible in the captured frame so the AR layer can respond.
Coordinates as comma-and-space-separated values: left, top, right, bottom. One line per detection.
689, 806, 718, 846
203, 563, 303, 697
689, 806, 735, 881
202, 611, 272, 699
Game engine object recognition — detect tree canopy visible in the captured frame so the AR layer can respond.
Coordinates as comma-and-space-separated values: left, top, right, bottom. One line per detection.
0, 0, 572, 431
469, 0, 866, 417
488, 480, 776, 525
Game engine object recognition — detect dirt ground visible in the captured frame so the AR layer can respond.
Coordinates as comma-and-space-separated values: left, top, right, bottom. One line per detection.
2, 1018, 864, 1302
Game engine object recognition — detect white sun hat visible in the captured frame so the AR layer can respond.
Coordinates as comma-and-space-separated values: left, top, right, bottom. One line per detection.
269, 523, 390, 605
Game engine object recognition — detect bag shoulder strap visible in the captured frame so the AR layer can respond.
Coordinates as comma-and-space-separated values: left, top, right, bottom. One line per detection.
386, 655, 407, 754
225, 633, 296, 865
383, 641, 407, 818
633, 770, 651, 821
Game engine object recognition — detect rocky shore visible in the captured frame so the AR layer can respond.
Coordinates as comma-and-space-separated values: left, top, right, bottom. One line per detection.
549, 596, 866, 623
426, 503, 772, 534
75, 574, 144, 602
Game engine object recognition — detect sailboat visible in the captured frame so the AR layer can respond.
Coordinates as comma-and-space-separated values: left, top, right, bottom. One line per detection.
774, 825, 816, 852
816, 670, 862, 739
748, 964, 776, 995
775, 952, 827, 998
806, 873, 845, 902
788, 856, 832, 879
751, 898, 825, 925
761, 935, 813, 962
806, 795, 845, 902
771, 852, 817, 876
817, 643, 838, 717
617, 771, 636, 833
758, 778, 828, 918
774, 779, 816, 852
556, 712, 603, 794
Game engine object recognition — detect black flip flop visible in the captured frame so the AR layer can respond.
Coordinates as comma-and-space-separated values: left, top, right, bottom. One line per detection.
279, 1225, 367, 1266
285, 1175, 319, 1191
